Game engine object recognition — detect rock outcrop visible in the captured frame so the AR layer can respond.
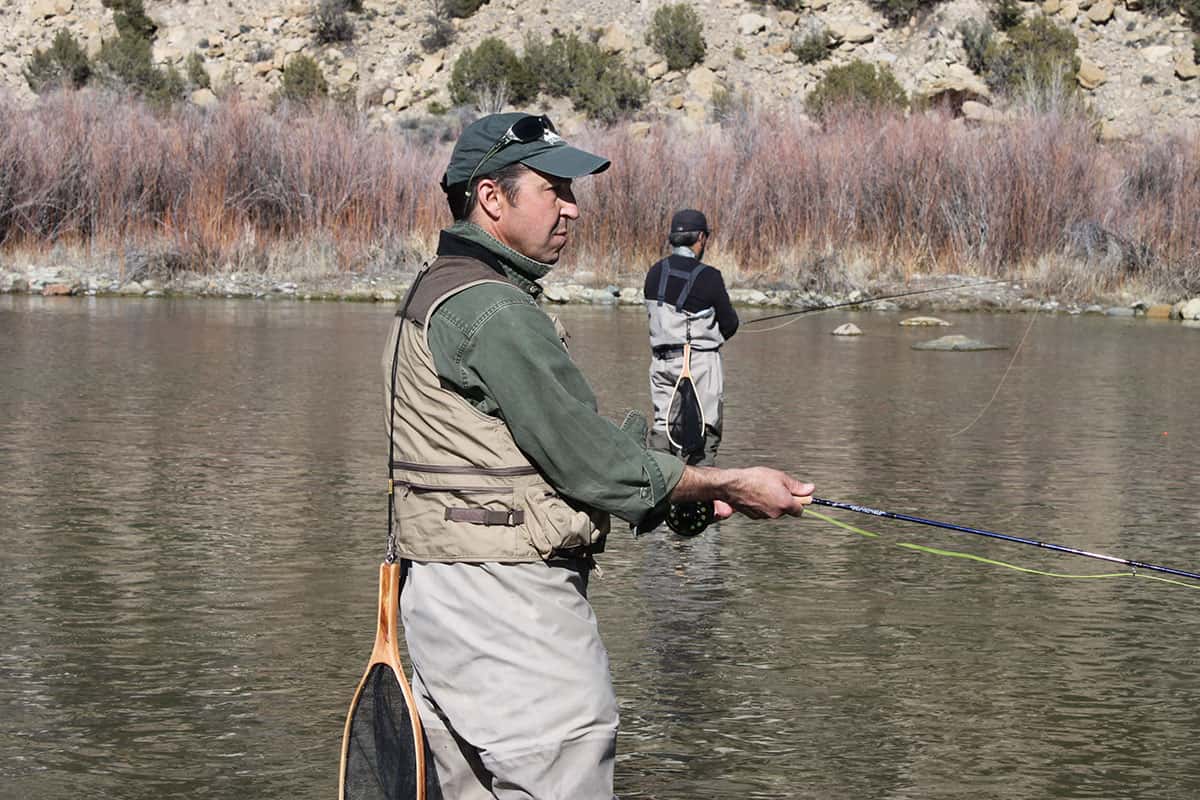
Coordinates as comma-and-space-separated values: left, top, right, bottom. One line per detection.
1, 0, 1198, 138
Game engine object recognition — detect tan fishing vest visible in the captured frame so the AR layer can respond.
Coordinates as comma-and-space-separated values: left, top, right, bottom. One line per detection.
383, 255, 610, 563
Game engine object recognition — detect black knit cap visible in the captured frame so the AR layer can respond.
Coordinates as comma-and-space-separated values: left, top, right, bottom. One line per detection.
670, 209, 709, 234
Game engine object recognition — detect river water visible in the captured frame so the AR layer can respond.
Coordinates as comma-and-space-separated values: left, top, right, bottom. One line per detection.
2, 295, 1198, 799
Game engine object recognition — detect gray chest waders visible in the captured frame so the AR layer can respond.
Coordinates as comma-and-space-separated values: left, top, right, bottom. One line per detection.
650, 259, 718, 537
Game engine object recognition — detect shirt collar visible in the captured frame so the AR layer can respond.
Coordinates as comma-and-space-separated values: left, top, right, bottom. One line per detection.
438, 220, 549, 298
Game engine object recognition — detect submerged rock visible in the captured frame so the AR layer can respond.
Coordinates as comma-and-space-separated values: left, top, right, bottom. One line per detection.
832, 323, 863, 336
912, 334, 1006, 351
900, 316, 951, 326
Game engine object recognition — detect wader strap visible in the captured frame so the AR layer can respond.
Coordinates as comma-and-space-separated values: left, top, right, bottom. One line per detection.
654, 258, 709, 313
652, 343, 721, 359
444, 508, 527, 526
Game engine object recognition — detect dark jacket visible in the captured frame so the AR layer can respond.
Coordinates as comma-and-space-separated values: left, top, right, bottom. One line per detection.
644, 254, 739, 340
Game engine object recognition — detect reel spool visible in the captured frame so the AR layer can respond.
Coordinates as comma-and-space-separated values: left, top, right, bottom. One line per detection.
666, 501, 715, 537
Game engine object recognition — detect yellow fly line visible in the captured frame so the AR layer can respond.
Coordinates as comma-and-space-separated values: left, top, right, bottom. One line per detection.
804, 509, 1200, 591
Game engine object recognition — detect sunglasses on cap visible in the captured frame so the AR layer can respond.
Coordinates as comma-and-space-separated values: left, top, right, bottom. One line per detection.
463, 114, 558, 199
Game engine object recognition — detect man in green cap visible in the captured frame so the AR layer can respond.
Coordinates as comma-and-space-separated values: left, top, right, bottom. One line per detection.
384, 112, 814, 799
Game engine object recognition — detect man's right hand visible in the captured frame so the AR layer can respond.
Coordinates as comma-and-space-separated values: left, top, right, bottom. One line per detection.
672, 465, 814, 521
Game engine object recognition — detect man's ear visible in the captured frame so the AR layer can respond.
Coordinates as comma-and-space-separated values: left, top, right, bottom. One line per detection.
474, 178, 504, 220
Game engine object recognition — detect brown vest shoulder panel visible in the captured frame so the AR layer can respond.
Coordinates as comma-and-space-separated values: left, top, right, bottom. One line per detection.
400, 256, 510, 324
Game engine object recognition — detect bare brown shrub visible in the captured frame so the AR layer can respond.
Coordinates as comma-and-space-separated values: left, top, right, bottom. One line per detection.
0, 91, 444, 273
0, 93, 1197, 298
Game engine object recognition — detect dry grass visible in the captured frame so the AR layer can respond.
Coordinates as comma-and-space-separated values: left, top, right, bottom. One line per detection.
1, 90, 1197, 299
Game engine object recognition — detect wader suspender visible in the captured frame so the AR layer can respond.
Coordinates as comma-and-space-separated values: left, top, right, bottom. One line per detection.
655, 257, 707, 313
387, 266, 431, 566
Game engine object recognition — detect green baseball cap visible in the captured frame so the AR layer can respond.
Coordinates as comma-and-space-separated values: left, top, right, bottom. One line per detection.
441, 112, 610, 193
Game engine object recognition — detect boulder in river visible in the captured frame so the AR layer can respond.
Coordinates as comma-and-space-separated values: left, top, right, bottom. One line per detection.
832, 323, 863, 336
542, 284, 570, 303
912, 334, 1006, 351
900, 316, 951, 326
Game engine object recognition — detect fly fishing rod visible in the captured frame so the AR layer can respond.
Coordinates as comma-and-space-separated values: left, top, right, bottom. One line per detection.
742, 279, 1012, 328
813, 498, 1200, 582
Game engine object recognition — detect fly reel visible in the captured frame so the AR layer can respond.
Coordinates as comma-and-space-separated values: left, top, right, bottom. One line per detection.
666, 501, 715, 537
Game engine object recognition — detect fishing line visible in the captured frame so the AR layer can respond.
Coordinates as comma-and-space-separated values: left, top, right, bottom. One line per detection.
805, 510, 1199, 589
809, 498, 1200, 586
947, 305, 1040, 438
739, 279, 1011, 334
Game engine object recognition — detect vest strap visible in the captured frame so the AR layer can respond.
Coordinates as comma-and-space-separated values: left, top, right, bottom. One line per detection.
445, 508, 526, 526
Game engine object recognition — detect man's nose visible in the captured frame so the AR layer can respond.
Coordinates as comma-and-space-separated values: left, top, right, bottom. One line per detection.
559, 198, 580, 220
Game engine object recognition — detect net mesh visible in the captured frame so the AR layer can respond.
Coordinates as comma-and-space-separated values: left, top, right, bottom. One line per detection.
667, 376, 706, 459
344, 663, 441, 800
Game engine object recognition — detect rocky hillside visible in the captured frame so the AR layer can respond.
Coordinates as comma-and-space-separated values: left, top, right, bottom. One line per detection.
2, 0, 1198, 138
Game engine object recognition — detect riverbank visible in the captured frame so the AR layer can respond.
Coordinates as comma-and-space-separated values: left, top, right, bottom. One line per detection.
5, 260, 1199, 322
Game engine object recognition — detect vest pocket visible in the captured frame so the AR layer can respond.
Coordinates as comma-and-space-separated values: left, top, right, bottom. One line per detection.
395, 483, 528, 561
518, 486, 607, 559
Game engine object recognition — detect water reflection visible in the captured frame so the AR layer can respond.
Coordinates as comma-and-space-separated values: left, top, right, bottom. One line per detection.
2, 297, 1199, 799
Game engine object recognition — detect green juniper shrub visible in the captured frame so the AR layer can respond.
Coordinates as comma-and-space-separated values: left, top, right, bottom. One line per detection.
569, 61, 648, 123
421, 15, 456, 52
427, 99, 448, 115
982, 15, 1079, 96
522, 32, 648, 122
313, 0, 355, 44
438, 0, 489, 19
805, 59, 909, 120
101, 0, 158, 42
185, 51, 211, 90
988, 0, 1024, 31
278, 54, 329, 104
791, 27, 832, 65
647, 3, 706, 71
733, 44, 746, 60
93, 0, 188, 106
96, 27, 182, 104
24, 29, 93, 93
449, 37, 536, 107
152, 63, 187, 107
867, 0, 947, 28
521, 32, 571, 97
763, 0, 805, 8
711, 85, 754, 124
1139, 0, 1199, 31
958, 19, 994, 75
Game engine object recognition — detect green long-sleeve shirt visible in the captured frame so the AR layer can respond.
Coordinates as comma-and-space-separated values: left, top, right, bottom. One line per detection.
423, 222, 684, 525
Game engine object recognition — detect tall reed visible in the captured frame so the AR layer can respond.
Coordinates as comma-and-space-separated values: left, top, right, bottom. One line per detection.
1, 90, 1197, 298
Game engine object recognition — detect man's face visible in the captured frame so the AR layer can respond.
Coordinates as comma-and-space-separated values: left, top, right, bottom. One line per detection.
492, 168, 580, 265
